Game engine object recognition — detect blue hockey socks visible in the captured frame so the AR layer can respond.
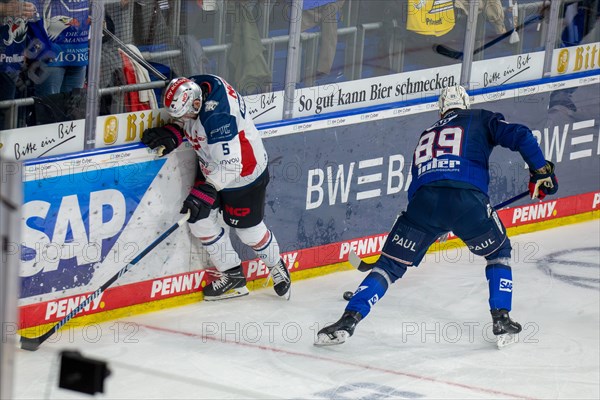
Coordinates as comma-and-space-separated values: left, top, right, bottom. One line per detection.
345, 269, 390, 318
485, 263, 513, 311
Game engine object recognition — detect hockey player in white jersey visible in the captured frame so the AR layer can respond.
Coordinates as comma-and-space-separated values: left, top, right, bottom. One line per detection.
141, 75, 291, 301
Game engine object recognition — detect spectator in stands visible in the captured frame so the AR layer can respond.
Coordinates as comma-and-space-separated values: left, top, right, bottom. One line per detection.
560, 0, 600, 47
105, 0, 133, 45
27, 0, 90, 96
99, 13, 126, 115
228, 0, 271, 94
455, 0, 508, 37
385, 0, 461, 71
301, 0, 346, 79
0, 0, 37, 129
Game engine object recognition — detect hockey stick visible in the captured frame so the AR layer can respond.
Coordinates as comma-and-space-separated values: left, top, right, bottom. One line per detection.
348, 190, 530, 272
20, 212, 190, 351
433, 14, 543, 60
102, 26, 168, 81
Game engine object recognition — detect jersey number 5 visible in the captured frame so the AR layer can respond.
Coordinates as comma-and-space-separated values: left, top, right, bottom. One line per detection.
414, 127, 464, 166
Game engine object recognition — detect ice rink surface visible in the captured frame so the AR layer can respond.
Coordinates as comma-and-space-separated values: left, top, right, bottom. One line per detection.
13, 220, 600, 399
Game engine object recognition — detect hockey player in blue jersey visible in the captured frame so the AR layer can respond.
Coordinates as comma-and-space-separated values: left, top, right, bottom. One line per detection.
315, 85, 558, 347
141, 75, 291, 301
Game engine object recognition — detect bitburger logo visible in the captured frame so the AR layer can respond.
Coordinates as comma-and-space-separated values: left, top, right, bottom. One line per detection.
103, 116, 118, 145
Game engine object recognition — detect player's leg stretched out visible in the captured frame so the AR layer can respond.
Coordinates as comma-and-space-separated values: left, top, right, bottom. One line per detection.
315, 203, 439, 346
314, 186, 522, 348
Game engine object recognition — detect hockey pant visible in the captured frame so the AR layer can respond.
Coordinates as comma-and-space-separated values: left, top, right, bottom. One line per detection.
345, 186, 514, 318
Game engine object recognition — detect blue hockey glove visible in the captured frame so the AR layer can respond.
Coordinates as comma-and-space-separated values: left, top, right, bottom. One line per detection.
180, 182, 218, 223
141, 123, 184, 156
529, 160, 558, 200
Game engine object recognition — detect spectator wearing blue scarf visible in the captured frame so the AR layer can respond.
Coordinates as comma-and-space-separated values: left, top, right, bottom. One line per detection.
28, 0, 90, 96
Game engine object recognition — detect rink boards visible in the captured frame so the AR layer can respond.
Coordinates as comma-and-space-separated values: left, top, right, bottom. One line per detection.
15, 74, 600, 331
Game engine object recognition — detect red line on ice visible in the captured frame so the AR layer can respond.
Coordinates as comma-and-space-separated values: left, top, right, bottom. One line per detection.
139, 323, 537, 400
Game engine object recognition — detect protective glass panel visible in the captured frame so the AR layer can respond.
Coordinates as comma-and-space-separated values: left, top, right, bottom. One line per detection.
470, 0, 550, 89
1, 0, 91, 129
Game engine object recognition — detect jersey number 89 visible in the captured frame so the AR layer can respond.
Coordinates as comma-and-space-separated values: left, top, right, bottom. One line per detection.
414, 127, 464, 166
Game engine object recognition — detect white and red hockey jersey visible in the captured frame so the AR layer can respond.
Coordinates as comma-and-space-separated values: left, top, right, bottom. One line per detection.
179, 74, 268, 191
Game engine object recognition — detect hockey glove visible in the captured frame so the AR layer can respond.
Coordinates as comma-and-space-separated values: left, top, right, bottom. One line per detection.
141, 123, 184, 156
529, 160, 558, 200
180, 182, 218, 223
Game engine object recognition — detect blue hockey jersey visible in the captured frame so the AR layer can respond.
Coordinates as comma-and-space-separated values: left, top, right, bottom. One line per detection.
407, 109, 546, 200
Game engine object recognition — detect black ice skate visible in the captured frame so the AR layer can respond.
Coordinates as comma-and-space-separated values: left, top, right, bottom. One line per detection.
314, 311, 362, 346
491, 309, 522, 349
203, 265, 249, 301
267, 259, 291, 300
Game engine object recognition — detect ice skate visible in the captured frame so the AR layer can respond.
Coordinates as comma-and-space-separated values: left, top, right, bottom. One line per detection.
203, 265, 249, 301
267, 259, 291, 300
314, 311, 362, 346
491, 309, 522, 349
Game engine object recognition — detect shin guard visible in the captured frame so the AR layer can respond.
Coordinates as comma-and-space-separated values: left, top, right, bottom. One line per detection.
486, 262, 513, 311
345, 268, 391, 318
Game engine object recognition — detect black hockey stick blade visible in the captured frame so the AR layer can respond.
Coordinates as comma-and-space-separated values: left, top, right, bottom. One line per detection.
20, 336, 44, 351
19, 212, 190, 351
432, 43, 462, 60
347, 190, 529, 273
348, 250, 374, 272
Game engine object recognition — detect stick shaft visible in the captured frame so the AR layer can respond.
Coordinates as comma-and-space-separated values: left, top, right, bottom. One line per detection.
20, 213, 189, 350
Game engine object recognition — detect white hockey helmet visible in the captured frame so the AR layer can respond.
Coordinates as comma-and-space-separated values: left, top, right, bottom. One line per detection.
163, 77, 202, 119
438, 85, 470, 116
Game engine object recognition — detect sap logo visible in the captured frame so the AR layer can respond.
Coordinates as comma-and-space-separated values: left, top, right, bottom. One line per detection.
512, 201, 557, 224
392, 235, 417, 252
499, 278, 513, 292
468, 239, 496, 252
20, 189, 127, 277
224, 205, 250, 217
306, 154, 410, 210
45, 292, 104, 320
368, 294, 379, 307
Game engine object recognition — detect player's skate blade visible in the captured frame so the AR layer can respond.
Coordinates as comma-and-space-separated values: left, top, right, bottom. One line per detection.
314, 330, 349, 346
496, 333, 518, 349
204, 286, 249, 301
491, 308, 521, 349
313, 311, 362, 346
203, 265, 248, 301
